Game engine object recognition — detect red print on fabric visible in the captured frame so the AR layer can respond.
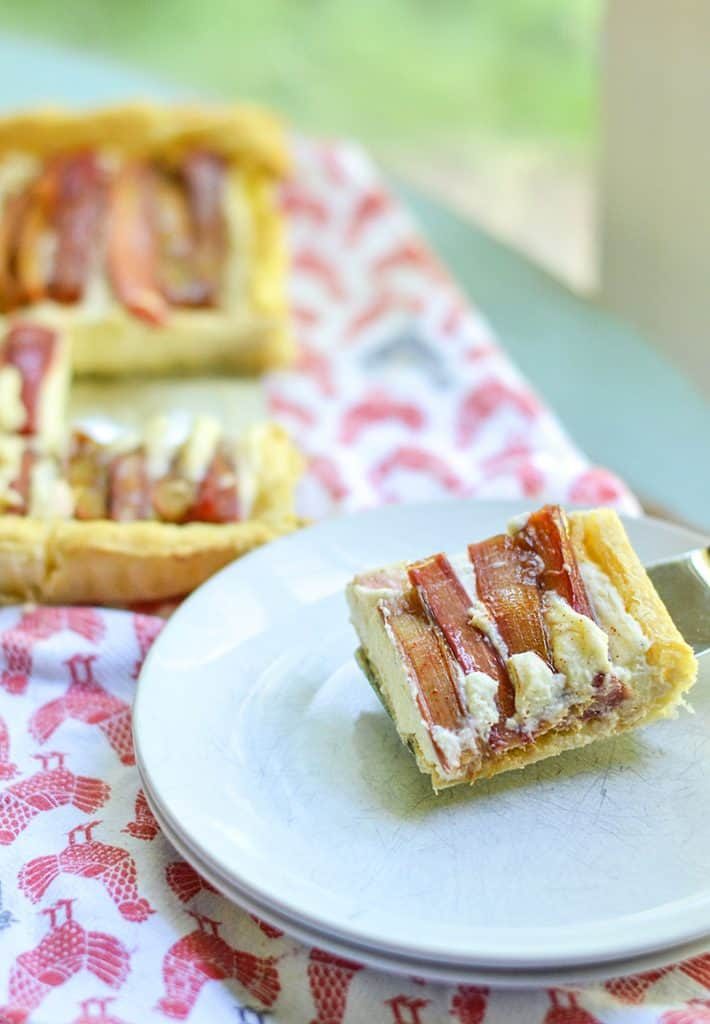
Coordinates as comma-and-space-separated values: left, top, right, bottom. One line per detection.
294, 342, 336, 397
370, 446, 464, 499
131, 613, 164, 679
482, 441, 545, 497
307, 947, 363, 1024
156, 912, 280, 1020
308, 455, 350, 504
293, 248, 346, 302
660, 1003, 710, 1024
29, 654, 135, 764
0, 715, 19, 779
339, 392, 425, 444
0, 752, 110, 846
280, 184, 330, 226
72, 996, 130, 1024
121, 788, 160, 842
346, 188, 390, 244
543, 991, 600, 1024
385, 994, 429, 1024
1, 899, 130, 1024
345, 291, 423, 343
456, 379, 539, 449
606, 953, 710, 1004
165, 861, 217, 904
372, 241, 444, 282
449, 985, 489, 1023
568, 468, 626, 505
268, 393, 318, 430
248, 915, 284, 940
1, 607, 104, 695
19, 819, 154, 922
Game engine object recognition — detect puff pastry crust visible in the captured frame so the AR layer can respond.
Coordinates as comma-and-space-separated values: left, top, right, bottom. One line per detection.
347, 507, 697, 790
0, 101, 292, 376
0, 422, 302, 606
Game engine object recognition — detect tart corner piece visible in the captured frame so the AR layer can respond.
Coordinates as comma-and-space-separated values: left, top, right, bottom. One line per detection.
346, 506, 698, 792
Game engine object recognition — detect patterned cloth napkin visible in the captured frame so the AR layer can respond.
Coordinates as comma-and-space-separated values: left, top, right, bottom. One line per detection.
1, 140, 704, 1023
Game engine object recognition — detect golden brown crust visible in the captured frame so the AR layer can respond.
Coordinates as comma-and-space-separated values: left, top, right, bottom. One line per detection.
0, 421, 303, 606
0, 102, 289, 176
568, 509, 697, 722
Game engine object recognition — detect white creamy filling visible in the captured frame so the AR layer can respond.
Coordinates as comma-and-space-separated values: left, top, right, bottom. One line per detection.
544, 591, 612, 700
144, 415, 175, 480
29, 459, 74, 520
462, 670, 500, 739
233, 425, 265, 521
507, 651, 566, 731
430, 725, 464, 771
179, 416, 222, 482
580, 559, 650, 677
0, 366, 26, 432
448, 550, 509, 657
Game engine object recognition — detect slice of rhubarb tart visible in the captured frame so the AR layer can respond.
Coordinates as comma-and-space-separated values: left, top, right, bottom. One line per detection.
346, 506, 697, 790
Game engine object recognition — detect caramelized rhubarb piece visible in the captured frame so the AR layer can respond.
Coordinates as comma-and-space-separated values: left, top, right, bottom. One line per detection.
49, 151, 106, 303
408, 553, 513, 718
1, 323, 57, 435
106, 163, 167, 325
67, 432, 109, 520
186, 447, 239, 523
469, 534, 552, 665
108, 451, 153, 521
182, 151, 227, 304
518, 504, 594, 617
151, 473, 196, 524
384, 592, 466, 765
149, 168, 212, 308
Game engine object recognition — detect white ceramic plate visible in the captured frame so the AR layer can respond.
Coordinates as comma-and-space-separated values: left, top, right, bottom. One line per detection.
134, 500, 710, 979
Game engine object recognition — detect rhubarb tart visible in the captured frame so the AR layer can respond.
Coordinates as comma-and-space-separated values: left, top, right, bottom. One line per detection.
0, 417, 302, 605
0, 102, 291, 375
347, 505, 698, 790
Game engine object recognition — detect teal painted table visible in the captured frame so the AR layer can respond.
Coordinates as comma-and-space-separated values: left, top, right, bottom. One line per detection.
1, 34, 708, 529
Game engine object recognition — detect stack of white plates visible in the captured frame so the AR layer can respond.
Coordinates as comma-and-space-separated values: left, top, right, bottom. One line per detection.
134, 501, 710, 987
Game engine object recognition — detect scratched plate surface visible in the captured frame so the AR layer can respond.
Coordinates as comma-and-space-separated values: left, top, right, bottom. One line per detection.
134, 499, 710, 973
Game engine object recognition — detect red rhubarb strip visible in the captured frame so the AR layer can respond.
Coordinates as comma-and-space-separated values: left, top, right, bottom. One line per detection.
383, 592, 466, 751
408, 553, 514, 718
187, 447, 239, 523
182, 151, 226, 305
1, 323, 57, 435
7, 448, 35, 515
468, 533, 552, 666
149, 169, 211, 308
108, 451, 153, 521
49, 151, 106, 304
106, 163, 167, 325
517, 504, 593, 617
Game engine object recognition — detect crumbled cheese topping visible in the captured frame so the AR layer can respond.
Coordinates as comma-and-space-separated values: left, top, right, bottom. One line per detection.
507, 651, 566, 729
0, 366, 26, 433
462, 670, 500, 739
29, 459, 74, 520
143, 415, 174, 480
233, 425, 264, 521
579, 559, 650, 675
448, 551, 509, 657
180, 416, 222, 482
431, 725, 463, 770
544, 591, 612, 699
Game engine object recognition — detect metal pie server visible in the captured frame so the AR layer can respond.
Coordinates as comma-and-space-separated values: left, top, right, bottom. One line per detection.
648, 548, 710, 656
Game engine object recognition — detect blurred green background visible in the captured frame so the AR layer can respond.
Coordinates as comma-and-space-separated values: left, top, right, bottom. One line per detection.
0, 0, 601, 287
